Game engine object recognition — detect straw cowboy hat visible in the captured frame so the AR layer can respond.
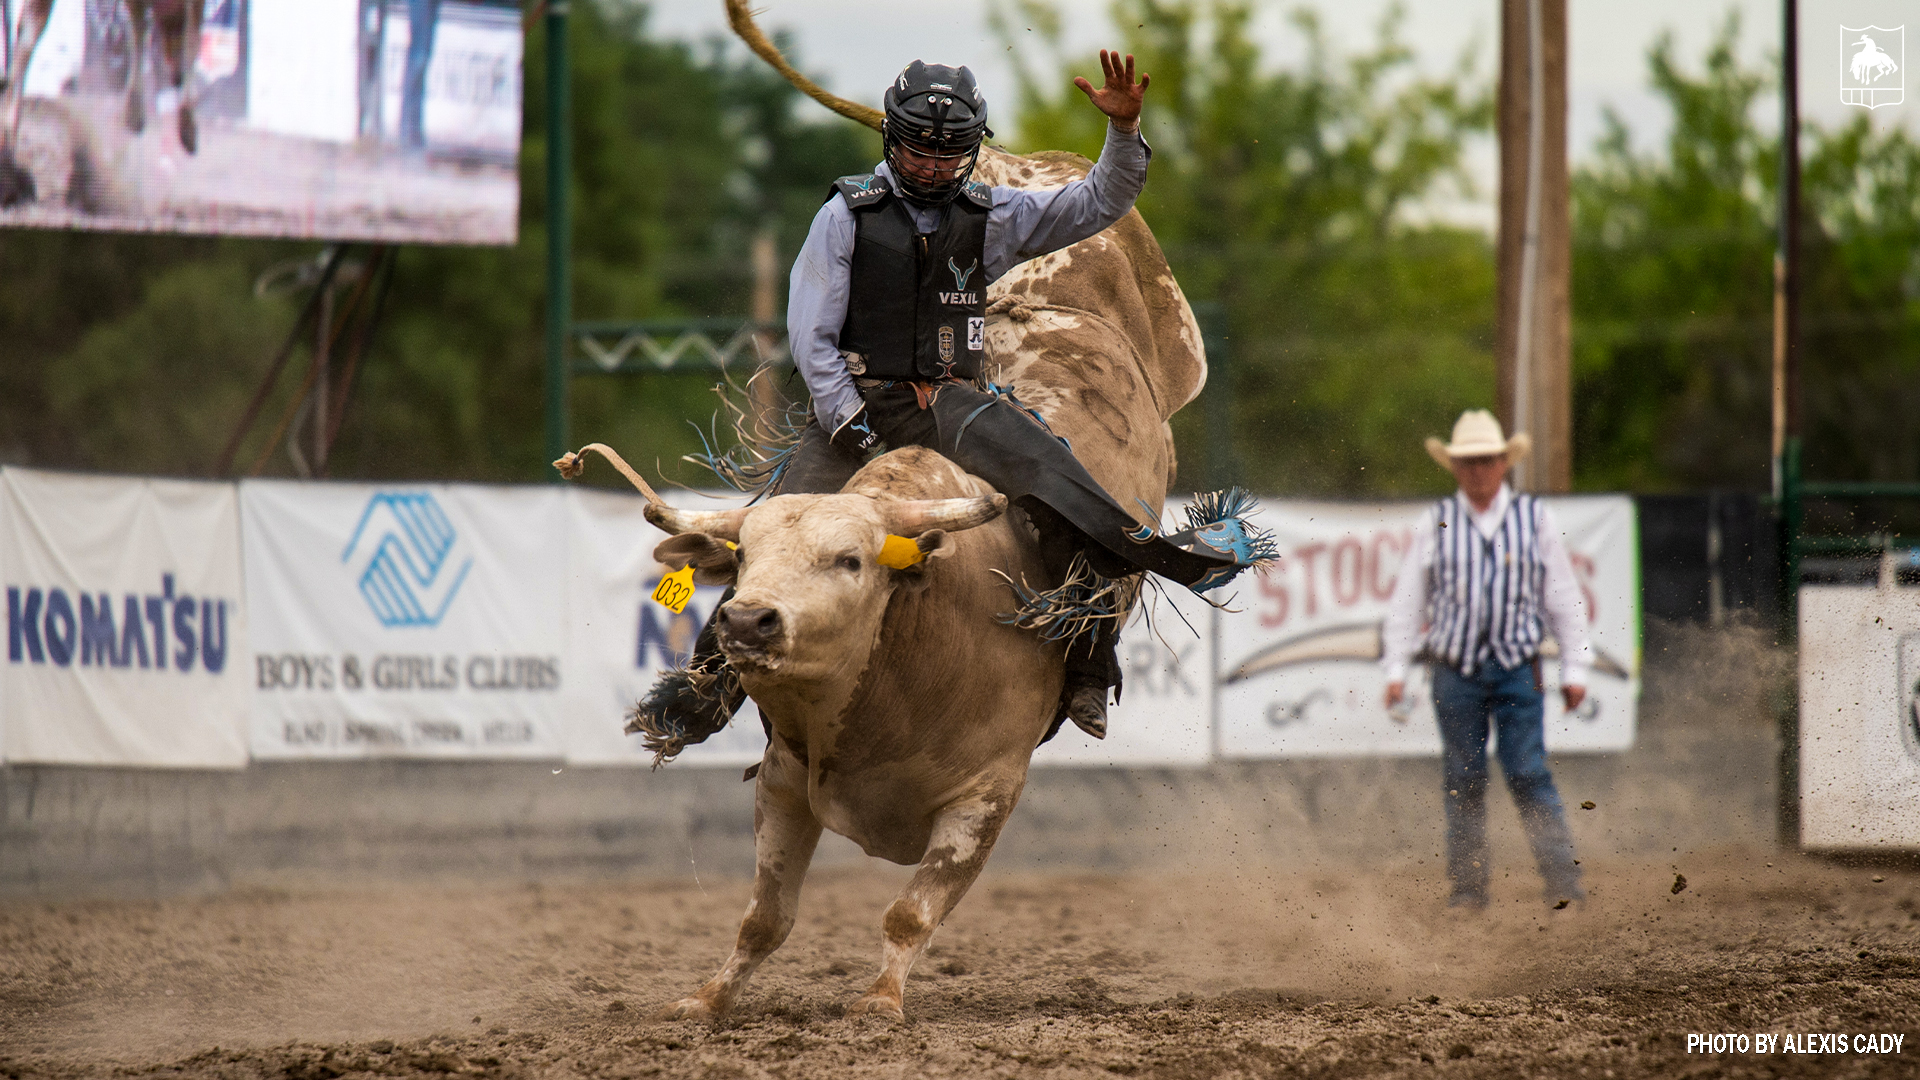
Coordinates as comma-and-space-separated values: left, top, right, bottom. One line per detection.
1424, 409, 1533, 470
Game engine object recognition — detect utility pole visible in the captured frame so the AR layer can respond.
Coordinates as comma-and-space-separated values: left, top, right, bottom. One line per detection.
543, 1, 573, 476
748, 227, 784, 445
1495, 0, 1571, 492
1772, 0, 1803, 848
1773, 0, 1802, 495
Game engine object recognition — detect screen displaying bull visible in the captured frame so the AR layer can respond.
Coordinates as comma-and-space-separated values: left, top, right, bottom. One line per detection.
0, 0, 519, 244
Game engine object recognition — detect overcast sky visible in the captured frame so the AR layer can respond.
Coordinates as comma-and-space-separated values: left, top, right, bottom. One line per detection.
644, 0, 1916, 223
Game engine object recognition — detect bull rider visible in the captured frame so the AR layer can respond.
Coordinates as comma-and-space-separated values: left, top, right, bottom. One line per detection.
634, 52, 1270, 752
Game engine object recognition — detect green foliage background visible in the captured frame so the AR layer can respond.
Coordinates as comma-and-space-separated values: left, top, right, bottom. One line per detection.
2, 1, 1916, 495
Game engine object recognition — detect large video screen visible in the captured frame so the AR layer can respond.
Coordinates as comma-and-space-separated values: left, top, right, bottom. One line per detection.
0, 0, 520, 244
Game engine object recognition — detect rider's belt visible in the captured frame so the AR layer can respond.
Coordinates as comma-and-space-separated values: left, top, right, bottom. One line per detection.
854, 377, 958, 411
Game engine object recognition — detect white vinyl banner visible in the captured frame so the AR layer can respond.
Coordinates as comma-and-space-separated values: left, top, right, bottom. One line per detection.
1, 468, 249, 767
563, 488, 766, 767
1799, 583, 1920, 849
1032, 583, 1215, 766
1215, 496, 1640, 758
242, 480, 567, 759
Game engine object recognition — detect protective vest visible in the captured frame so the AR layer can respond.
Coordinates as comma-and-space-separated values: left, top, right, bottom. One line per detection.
832, 174, 992, 382
1424, 493, 1548, 676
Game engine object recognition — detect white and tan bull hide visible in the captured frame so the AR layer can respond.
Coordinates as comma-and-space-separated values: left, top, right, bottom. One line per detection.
632, 0, 1212, 1024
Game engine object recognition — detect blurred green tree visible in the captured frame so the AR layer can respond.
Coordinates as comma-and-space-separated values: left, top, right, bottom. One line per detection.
0, 0, 874, 485
8, 3, 1913, 496
1566, 13, 1920, 491
995, 0, 1497, 497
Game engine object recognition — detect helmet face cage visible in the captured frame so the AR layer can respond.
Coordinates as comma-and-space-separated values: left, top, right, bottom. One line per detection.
883, 124, 983, 204
883, 62, 989, 204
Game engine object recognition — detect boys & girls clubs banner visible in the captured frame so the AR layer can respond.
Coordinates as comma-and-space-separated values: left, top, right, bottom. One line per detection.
0, 467, 1640, 769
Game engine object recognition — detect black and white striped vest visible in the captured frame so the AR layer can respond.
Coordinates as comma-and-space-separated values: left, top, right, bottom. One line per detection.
1425, 492, 1548, 676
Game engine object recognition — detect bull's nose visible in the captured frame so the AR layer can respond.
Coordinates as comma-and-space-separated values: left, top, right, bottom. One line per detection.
719, 604, 782, 650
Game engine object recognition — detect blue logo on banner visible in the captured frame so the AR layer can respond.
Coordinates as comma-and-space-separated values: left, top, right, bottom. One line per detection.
341, 493, 473, 628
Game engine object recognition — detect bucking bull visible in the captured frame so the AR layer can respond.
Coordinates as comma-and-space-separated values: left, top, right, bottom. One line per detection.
556, 1, 1227, 1023
1, 0, 201, 206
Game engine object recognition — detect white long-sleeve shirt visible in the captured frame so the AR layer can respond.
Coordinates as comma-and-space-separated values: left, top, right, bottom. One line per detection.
786, 123, 1151, 435
1380, 484, 1593, 686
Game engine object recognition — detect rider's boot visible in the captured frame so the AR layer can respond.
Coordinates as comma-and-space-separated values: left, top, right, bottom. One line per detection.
626, 590, 747, 762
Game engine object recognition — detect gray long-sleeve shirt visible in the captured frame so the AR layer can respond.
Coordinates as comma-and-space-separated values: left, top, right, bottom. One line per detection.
786, 123, 1152, 435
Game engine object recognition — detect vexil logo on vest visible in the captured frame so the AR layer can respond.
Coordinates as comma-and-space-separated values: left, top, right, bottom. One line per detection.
941, 257, 979, 305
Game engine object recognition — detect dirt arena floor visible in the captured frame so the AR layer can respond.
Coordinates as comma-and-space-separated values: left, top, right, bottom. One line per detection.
1, 845, 1915, 1079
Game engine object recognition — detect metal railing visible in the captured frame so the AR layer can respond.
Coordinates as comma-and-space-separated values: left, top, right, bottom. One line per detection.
570, 319, 790, 375
1779, 437, 1920, 618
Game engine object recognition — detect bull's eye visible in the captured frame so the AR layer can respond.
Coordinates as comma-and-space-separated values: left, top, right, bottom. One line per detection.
836, 554, 862, 574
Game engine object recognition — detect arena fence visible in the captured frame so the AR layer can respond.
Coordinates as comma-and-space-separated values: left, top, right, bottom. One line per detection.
0, 467, 1640, 770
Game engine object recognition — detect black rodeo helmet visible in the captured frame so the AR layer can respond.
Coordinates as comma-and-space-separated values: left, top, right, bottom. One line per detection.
883, 60, 991, 204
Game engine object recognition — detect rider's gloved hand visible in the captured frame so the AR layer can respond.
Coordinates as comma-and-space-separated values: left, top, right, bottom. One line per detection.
831, 404, 882, 454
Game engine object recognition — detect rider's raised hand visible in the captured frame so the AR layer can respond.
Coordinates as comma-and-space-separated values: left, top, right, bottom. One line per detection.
1073, 50, 1149, 132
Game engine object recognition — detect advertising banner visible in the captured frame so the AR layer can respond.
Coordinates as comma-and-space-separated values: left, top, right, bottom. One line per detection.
1, 0, 519, 244
1, 467, 249, 767
1214, 496, 1640, 759
1799, 583, 1920, 849
562, 487, 766, 767
242, 480, 566, 759
1031, 583, 1215, 767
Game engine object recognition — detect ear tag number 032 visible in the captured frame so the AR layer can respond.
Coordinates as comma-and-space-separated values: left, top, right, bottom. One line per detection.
651, 541, 735, 614
651, 566, 696, 613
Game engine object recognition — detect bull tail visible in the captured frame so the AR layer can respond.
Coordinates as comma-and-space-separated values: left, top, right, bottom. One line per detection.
554, 442, 667, 505
724, 0, 883, 132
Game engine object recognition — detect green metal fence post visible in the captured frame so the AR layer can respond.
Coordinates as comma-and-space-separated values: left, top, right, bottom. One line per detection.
543, 1, 572, 478
1782, 435, 1803, 628
1776, 433, 1802, 846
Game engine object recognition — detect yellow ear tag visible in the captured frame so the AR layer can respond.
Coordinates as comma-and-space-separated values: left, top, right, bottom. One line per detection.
877, 534, 925, 569
651, 565, 696, 613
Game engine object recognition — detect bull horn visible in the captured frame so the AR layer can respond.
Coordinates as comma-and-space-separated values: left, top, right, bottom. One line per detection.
724, 0, 884, 132
882, 494, 1008, 536
646, 502, 752, 541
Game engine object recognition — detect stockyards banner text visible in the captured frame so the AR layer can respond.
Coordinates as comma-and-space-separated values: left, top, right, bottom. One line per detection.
0, 471, 1640, 767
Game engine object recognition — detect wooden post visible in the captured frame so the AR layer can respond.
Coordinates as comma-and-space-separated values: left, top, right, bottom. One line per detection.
749, 226, 783, 445
1496, 0, 1571, 492
1773, 0, 1801, 495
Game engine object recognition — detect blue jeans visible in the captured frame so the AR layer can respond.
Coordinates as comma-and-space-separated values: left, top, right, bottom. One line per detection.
1432, 659, 1582, 904
401, 0, 442, 148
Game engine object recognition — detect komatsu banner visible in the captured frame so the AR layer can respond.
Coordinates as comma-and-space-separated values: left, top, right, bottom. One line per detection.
1214, 496, 1640, 758
0, 469, 249, 767
241, 480, 567, 759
